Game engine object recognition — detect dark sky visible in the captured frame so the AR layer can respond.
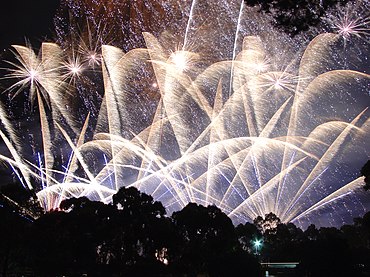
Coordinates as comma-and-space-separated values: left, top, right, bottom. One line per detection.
0, 0, 60, 51
0, 0, 60, 184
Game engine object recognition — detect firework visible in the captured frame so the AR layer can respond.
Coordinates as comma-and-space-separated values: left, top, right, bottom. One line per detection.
0, 0, 369, 228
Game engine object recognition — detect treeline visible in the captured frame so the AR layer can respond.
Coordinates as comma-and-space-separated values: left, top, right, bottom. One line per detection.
0, 186, 370, 277
244, 0, 351, 36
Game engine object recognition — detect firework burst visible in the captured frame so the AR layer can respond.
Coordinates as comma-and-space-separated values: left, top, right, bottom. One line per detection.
0, 0, 369, 228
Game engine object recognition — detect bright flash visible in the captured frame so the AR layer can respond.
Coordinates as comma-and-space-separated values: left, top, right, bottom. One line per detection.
90, 53, 97, 61
171, 51, 188, 72
29, 69, 37, 81
87, 52, 101, 67
69, 63, 82, 75
274, 79, 282, 90
249, 71, 300, 93
71, 66, 80, 74
62, 57, 85, 83
327, 2, 370, 42
255, 61, 269, 73
337, 20, 359, 40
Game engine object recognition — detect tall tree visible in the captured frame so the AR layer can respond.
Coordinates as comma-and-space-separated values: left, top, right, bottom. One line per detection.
30, 197, 115, 276
253, 212, 281, 235
0, 201, 31, 277
360, 160, 370, 190
109, 186, 170, 276
235, 222, 262, 253
171, 203, 237, 276
298, 227, 354, 277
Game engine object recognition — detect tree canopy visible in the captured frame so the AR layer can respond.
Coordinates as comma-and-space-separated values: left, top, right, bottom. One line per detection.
244, 0, 350, 36
0, 185, 369, 276
361, 160, 370, 190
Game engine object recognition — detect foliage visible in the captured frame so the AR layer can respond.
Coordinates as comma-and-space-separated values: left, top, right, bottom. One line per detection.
0, 199, 31, 276
0, 182, 43, 219
171, 203, 243, 276
0, 184, 369, 276
253, 212, 281, 234
244, 0, 350, 36
235, 222, 262, 253
361, 160, 370, 190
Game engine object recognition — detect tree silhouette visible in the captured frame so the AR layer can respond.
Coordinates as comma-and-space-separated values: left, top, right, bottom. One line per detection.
0, 182, 42, 276
298, 227, 354, 277
0, 183, 369, 276
235, 222, 262, 253
361, 160, 370, 190
109, 186, 170, 276
29, 198, 116, 276
244, 0, 350, 36
171, 203, 239, 276
0, 182, 43, 220
0, 199, 31, 277
267, 222, 304, 261
253, 212, 281, 234
304, 224, 319, 241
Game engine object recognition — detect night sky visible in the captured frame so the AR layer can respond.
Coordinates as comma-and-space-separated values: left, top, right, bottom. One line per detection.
0, 0, 60, 51
0, 1, 60, 184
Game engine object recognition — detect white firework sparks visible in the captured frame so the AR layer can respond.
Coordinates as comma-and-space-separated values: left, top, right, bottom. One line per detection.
0, 0, 369, 229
